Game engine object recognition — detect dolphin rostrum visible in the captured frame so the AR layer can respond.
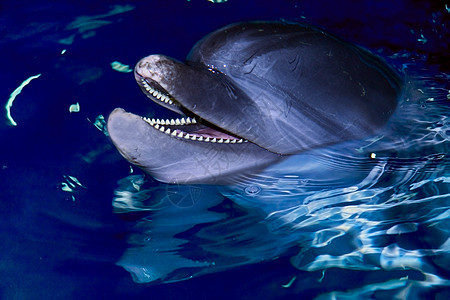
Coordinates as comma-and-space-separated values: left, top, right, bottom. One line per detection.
107, 21, 401, 184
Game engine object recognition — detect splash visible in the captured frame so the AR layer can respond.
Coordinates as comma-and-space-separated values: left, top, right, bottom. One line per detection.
110, 61, 133, 73
5, 74, 41, 126
69, 102, 80, 113
61, 175, 86, 201
59, 5, 135, 45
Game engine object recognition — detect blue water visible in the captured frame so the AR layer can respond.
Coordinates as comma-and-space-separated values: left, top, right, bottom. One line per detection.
0, 1, 448, 299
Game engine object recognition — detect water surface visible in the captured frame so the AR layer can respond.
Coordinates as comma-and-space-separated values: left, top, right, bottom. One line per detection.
0, 1, 448, 299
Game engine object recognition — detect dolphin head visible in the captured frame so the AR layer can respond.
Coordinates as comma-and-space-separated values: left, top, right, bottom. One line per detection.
107, 21, 401, 184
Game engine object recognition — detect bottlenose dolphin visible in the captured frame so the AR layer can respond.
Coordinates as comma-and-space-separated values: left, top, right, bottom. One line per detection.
107, 21, 401, 184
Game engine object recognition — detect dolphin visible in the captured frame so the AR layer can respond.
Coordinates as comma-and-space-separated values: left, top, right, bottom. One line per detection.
107, 21, 401, 184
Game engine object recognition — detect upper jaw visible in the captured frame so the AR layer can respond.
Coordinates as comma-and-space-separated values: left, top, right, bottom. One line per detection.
133, 55, 258, 147
133, 70, 249, 145
134, 54, 188, 115
135, 72, 184, 115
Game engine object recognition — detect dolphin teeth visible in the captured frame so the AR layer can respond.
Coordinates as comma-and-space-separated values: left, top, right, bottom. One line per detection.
224, 139, 230, 143
141, 79, 176, 106
165, 119, 170, 125
204, 137, 210, 142
151, 118, 156, 124
177, 132, 183, 138
143, 81, 150, 91
186, 117, 192, 124
217, 138, 224, 143
160, 119, 166, 125
184, 134, 190, 139
171, 130, 177, 136
237, 139, 243, 143
165, 128, 171, 134
180, 118, 186, 125
159, 126, 165, 132
190, 135, 197, 140
175, 119, 181, 125
198, 136, 204, 141
211, 138, 217, 143
154, 124, 160, 129
191, 118, 197, 124
230, 139, 236, 144
170, 119, 175, 125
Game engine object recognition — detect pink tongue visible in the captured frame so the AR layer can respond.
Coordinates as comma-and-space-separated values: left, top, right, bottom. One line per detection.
191, 128, 238, 139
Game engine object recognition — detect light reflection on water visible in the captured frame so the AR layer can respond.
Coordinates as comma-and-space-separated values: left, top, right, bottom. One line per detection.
113, 59, 449, 297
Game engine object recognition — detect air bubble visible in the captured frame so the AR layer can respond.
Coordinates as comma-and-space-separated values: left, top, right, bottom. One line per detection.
244, 185, 261, 195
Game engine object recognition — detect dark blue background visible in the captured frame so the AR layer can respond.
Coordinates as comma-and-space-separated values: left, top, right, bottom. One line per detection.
0, 0, 448, 299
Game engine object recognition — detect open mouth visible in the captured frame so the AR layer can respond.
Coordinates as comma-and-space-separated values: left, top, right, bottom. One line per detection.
139, 78, 248, 144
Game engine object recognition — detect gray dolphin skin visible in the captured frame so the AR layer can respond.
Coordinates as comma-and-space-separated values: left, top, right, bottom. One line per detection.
107, 21, 401, 184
